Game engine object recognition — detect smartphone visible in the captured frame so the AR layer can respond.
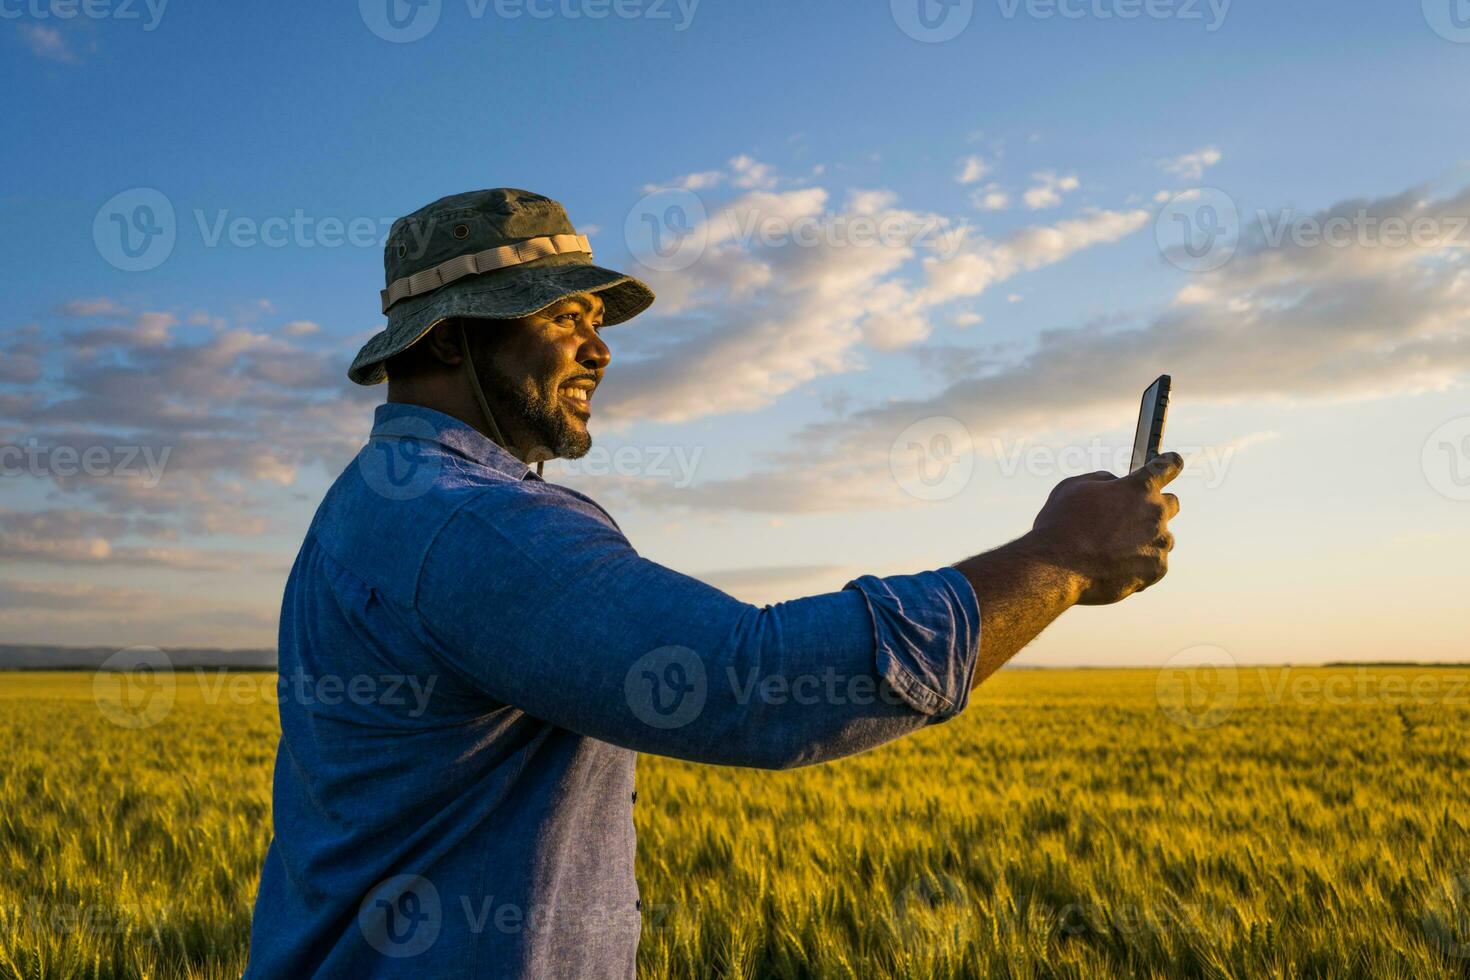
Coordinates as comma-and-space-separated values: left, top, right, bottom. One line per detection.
1130, 375, 1172, 473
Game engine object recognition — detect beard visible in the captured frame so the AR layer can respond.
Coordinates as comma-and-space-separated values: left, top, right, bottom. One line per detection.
469, 343, 592, 461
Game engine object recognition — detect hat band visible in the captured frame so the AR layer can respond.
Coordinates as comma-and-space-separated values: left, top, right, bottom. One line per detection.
381, 233, 593, 314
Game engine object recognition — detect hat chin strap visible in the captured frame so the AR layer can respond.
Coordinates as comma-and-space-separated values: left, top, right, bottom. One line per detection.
460, 322, 544, 478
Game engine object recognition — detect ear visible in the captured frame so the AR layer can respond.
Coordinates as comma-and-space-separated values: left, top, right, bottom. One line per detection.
420, 319, 467, 367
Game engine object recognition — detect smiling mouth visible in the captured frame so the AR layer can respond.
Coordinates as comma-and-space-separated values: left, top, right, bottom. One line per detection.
558, 381, 595, 416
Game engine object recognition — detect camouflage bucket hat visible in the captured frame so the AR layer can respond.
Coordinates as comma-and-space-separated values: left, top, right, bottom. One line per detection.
348, 188, 655, 385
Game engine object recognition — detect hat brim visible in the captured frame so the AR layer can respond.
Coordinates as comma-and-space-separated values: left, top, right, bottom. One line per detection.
348, 258, 655, 385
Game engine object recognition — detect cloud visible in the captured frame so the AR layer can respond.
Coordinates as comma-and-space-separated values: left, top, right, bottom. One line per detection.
0, 579, 154, 612
1, 307, 375, 542
59, 298, 127, 317
909, 343, 996, 384
971, 184, 1010, 212
629, 181, 1470, 514
601, 191, 910, 421
281, 320, 321, 337
0, 333, 42, 383
0, 508, 286, 572
0, 577, 279, 646
69, 310, 178, 351
1023, 171, 1081, 210
920, 207, 1151, 306
955, 155, 990, 185
644, 170, 725, 194
847, 189, 898, 214
642, 155, 783, 198
17, 23, 80, 64
1161, 146, 1223, 182
0, 300, 371, 647
730, 155, 778, 190
602, 168, 1146, 425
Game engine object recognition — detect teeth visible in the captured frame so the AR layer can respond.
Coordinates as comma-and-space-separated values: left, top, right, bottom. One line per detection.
561, 388, 589, 402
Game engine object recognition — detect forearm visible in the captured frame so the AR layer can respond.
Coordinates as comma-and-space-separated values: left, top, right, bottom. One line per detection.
952, 532, 1084, 687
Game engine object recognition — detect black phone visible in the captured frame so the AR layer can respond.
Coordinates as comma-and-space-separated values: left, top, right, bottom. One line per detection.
1130, 375, 1171, 473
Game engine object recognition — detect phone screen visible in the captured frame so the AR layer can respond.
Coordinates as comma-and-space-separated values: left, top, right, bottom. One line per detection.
1131, 376, 1170, 472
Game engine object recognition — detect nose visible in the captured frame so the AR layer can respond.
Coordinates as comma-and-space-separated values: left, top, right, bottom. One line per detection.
577, 324, 610, 372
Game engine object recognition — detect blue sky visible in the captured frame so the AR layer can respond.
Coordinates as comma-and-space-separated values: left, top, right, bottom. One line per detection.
2, 0, 1468, 664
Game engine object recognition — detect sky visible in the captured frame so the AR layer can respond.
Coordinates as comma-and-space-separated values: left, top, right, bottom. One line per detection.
1, 0, 1467, 666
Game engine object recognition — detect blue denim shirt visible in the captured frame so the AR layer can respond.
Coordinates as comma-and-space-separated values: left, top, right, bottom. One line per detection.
245, 403, 981, 979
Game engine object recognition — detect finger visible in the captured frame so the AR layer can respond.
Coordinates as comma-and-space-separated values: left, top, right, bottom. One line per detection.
1152, 557, 1169, 585
1162, 493, 1180, 519
1067, 470, 1116, 484
1134, 452, 1184, 490
1139, 554, 1169, 589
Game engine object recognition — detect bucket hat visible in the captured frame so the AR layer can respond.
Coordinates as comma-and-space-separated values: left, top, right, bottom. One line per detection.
348, 188, 655, 385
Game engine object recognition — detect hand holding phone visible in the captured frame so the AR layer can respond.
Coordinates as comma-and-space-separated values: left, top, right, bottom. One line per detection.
1025, 380, 1182, 606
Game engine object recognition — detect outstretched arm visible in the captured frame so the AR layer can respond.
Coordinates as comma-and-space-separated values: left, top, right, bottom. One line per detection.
411, 454, 1181, 769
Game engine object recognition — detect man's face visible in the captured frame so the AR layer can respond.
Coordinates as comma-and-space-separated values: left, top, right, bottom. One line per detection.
470, 292, 610, 461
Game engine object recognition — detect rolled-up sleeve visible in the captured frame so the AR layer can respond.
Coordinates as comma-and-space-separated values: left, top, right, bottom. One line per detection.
845, 568, 980, 719
413, 483, 981, 770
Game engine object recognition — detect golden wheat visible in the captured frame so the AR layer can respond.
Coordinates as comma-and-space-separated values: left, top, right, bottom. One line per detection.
2, 667, 1467, 979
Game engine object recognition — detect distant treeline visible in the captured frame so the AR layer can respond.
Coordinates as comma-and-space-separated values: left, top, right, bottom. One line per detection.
0, 647, 1462, 672
1320, 661, 1470, 668
0, 645, 277, 671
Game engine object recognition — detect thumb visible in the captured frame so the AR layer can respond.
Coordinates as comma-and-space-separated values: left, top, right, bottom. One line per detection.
1134, 451, 1184, 490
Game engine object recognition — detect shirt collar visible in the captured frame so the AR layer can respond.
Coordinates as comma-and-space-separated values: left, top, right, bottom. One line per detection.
372, 402, 539, 481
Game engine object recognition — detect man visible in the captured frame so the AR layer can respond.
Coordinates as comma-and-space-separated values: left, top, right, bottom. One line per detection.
245, 188, 1181, 978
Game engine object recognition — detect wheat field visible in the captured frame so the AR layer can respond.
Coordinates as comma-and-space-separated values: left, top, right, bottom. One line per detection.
1, 666, 1468, 979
